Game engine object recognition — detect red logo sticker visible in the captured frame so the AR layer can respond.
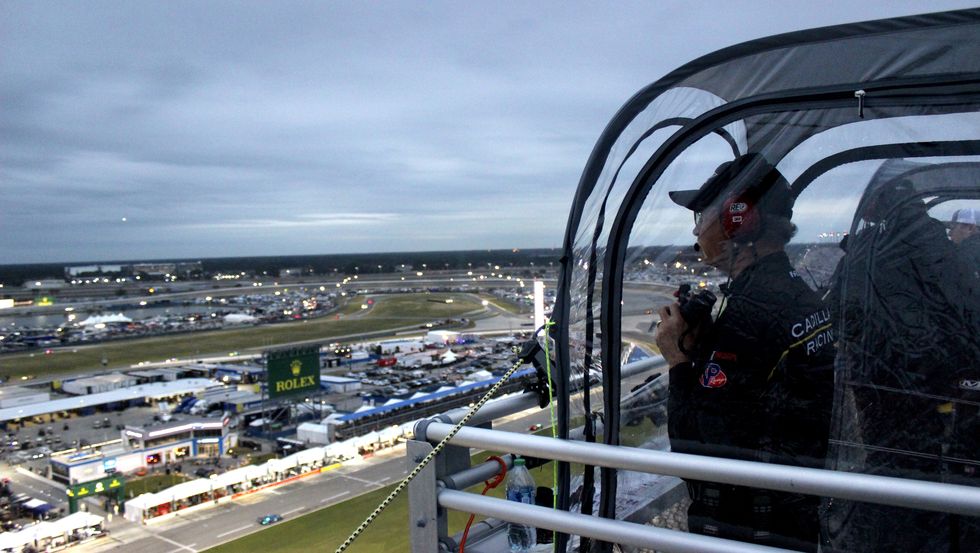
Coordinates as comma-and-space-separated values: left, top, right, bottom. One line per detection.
712, 351, 737, 361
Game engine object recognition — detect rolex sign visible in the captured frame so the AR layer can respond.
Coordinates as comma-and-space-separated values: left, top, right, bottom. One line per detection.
266, 345, 321, 399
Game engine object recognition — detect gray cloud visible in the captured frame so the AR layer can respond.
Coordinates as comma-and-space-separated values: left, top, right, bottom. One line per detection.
2, 0, 975, 263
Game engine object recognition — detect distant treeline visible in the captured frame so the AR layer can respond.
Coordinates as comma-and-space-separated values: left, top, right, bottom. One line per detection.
0, 248, 562, 285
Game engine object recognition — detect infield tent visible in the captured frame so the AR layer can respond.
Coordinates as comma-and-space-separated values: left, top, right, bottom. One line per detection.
0, 512, 105, 552
551, 8, 980, 552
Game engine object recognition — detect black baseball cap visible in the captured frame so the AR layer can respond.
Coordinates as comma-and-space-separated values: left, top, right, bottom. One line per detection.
668, 153, 794, 218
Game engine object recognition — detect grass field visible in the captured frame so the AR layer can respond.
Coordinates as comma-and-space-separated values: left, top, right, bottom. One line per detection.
205, 422, 664, 553
0, 293, 483, 379
205, 448, 561, 553
475, 293, 529, 315
126, 473, 190, 497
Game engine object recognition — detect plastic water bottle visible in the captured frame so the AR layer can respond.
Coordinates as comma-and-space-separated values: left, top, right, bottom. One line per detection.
505, 457, 536, 552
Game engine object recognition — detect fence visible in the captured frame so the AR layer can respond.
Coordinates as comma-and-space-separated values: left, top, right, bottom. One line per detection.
407, 357, 980, 552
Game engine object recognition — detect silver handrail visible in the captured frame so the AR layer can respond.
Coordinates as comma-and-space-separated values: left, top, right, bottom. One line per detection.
423, 423, 980, 516
412, 354, 978, 552
439, 489, 796, 553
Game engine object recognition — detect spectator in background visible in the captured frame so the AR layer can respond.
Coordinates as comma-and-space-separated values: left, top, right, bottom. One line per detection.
823, 182, 980, 553
948, 207, 980, 277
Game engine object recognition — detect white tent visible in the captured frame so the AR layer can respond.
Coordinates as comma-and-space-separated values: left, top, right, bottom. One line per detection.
124, 493, 159, 522
352, 431, 380, 450
22, 498, 48, 510
0, 528, 32, 551
324, 441, 357, 460
78, 313, 133, 327
295, 446, 325, 466
154, 478, 213, 504
50, 511, 104, 534
266, 457, 292, 473
378, 426, 402, 445
276, 447, 324, 469
426, 330, 458, 344
223, 313, 258, 324
298, 422, 330, 444
400, 420, 417, 439
27, 520, 68, 541
470, 370, 493, 381
211, 464, 267, 489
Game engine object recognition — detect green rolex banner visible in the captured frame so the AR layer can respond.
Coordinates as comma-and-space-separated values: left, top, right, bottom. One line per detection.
67, 475, 125, 513
266, 345, 321, 399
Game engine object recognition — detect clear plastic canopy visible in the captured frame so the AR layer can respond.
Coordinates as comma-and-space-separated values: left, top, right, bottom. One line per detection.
553, 9, 980, 552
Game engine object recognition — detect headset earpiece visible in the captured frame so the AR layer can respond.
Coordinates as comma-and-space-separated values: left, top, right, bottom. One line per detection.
720, 192, 760, 241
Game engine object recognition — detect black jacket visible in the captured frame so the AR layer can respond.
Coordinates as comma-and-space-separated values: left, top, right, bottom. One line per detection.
825, 205, 979, 480
668, 251, 835, 469
958, 232, 980, 280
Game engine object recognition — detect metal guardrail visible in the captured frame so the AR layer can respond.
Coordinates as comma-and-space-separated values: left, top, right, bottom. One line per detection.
438, 489, 793, 553
407, 356, 980, 553
422, 423, 980, 516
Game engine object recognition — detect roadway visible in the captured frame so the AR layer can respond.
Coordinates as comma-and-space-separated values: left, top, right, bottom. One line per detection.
0, 377, 663, 553
1, 284, 665, 552
71, 405, 560, 553
4, 272, 555, 318
69, 358, 664, 553
127, 294, 532, 371
5, 463, 68, 507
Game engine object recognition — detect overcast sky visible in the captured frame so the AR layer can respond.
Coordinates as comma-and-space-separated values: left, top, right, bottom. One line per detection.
2, 1, 974, 264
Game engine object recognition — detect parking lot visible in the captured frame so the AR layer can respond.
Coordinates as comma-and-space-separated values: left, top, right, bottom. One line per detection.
1, 405, 160, 473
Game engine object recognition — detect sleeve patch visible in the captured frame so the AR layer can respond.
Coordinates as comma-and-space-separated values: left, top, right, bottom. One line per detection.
699, 363, 728, 388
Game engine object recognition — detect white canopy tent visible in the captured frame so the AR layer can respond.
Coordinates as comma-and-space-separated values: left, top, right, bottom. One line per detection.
78, 313, 132, 327
211, 464, 267, 489
295, 446, 325, 467
124, 493, 159, 522
52, 511, 105, 533
24, 520, 65, 542
0, 529, 32, 551
0, 512, 105, 551
223, 313, 258, 324
153, 478, 213, 505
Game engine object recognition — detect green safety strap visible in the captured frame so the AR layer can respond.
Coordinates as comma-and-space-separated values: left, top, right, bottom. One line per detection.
541, 320, 558, 551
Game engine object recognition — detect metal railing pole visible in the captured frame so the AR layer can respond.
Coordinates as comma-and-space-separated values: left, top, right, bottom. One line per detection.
440, 454, 513, 491
439, 489, 796, 553
425, 424, 980, 516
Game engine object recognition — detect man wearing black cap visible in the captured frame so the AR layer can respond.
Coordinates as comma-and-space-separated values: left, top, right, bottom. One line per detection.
656, 153, 835, 552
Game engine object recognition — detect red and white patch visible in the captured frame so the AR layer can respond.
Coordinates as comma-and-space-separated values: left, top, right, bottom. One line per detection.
699, 363, 728, 388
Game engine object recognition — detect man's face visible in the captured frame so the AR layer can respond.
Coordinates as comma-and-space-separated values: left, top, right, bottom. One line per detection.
949, 222, 978, 245
693, 204, 730, 267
